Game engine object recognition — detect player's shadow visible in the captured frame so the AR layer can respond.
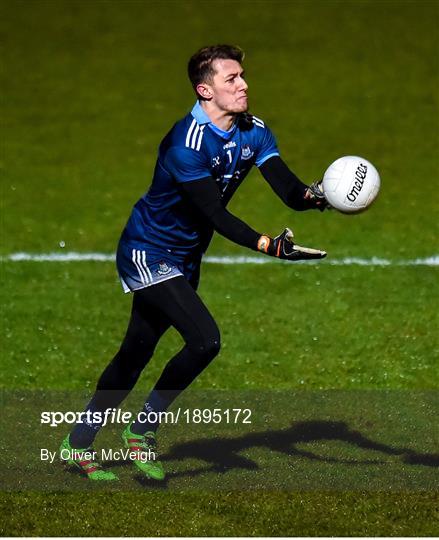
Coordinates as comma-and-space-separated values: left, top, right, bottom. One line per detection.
158, 419, 439, 482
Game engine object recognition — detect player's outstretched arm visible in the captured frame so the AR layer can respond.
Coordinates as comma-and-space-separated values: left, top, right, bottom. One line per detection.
180, 176, 261, 250
180, 178, 326, 261
259, 156, 329, 212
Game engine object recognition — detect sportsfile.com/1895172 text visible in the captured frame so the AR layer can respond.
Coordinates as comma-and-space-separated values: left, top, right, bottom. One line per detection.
40, 408, 252, 427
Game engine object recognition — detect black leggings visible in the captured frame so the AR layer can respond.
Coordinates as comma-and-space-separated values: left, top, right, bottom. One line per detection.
92, 276, 220, 411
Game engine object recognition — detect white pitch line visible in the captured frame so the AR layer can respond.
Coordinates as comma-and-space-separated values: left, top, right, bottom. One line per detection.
1, 252, 439, 266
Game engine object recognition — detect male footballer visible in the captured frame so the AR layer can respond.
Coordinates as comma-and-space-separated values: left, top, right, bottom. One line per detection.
61, 44, 328, 481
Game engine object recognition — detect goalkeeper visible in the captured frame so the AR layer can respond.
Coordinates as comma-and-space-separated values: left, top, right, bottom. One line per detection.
61, 44, 328, 481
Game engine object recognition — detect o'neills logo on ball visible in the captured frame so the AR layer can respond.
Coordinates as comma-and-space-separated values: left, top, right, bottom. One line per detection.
347, 163, 368, 202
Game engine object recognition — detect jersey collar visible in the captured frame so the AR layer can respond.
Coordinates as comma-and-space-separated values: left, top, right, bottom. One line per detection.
191, 101, 237, 141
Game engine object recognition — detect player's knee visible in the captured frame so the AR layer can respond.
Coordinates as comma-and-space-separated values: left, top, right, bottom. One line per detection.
185, 323, 219, 360
192, 330, 221, 362
204, 335, 221, 360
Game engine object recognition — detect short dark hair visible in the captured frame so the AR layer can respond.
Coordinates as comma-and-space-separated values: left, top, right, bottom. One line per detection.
188, 44, 244, 97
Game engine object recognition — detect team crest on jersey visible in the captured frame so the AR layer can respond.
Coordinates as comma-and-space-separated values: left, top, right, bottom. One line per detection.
157, 261, 172, 275
212, 156, 221, 167
241, 145, 254, 160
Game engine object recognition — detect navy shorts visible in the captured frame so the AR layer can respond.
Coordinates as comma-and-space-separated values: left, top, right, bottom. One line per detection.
116, 242, 201, 293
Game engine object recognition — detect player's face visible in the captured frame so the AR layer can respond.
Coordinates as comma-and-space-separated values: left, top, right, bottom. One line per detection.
209, 59, 248, 113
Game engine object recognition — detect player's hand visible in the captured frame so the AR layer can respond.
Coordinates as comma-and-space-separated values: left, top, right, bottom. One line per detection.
257, 228, 326, 261
304, 181, 331, 211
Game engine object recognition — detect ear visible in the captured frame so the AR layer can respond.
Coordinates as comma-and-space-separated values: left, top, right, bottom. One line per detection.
196, 83, 213, 100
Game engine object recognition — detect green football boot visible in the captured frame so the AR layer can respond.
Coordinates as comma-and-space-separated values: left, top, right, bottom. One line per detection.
121, 424, 165, 481
59, 435, 118, 481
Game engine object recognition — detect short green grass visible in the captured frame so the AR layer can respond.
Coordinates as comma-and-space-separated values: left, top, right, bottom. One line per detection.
1, 262, 438, 390
1, 455, 438, 536
1, 492, 438, 537
1, 0, 438, 536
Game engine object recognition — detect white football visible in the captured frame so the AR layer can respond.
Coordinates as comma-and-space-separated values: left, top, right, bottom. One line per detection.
322, 156, 380, 214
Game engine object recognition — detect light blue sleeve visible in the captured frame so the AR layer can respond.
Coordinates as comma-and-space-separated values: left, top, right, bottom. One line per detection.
255, 124, 280, 167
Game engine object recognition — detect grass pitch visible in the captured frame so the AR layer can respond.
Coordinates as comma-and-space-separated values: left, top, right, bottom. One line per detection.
1, 0, 438, 536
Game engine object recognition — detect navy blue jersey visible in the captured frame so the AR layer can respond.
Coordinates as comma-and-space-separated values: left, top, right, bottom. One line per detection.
120, 102, 279, 257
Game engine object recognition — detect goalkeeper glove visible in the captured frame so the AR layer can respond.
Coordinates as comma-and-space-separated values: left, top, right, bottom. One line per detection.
304, 181, 331, 211
257, 228, 326, 261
